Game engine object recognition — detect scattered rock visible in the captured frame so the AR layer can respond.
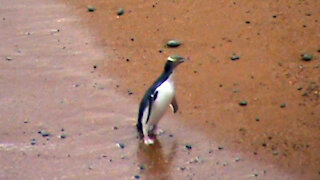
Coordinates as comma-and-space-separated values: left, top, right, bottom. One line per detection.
301, 53, 313, 61
167, 40, 181, 47
30, 138, 36, 145
60, 134, 67, 139
127, 90, 133, 95
113, 126, 118, 130
272, 151, 279, 155
235, 157, 241, 162
6, 57, 12, 61
280, 103, 286, 108
88, 5, 96, 12
185, 144, 192, 150
239, 100, 248, 106
138, 164, 145, 170
255, 118, 260, 122
230, 55, 240, 61
133, 175, 140, 179
117, 8, 124, 16
218, 146, 224, 150
116, 143, 125, 149
38, 130, 50, 137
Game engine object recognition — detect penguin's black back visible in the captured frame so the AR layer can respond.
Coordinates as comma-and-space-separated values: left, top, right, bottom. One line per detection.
136, 67, 173, 133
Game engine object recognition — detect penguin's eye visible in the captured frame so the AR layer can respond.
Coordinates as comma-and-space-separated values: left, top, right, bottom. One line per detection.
153, 91, 158, 100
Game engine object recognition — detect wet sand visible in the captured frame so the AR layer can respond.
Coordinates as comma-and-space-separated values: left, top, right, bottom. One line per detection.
1, 0, 320, 179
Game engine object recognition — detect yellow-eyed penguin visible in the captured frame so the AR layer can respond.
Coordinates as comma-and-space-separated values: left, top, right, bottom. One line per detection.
136, 55, 186, 145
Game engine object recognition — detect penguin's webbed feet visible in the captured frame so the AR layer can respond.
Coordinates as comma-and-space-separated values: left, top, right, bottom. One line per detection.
144, 136, 155, 145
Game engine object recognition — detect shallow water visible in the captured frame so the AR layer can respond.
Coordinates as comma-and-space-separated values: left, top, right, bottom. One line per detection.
0, 0, 319, 179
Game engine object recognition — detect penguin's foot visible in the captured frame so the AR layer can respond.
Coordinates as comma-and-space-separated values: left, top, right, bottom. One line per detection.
154, 128, 164, 135
144, 136, 155, 145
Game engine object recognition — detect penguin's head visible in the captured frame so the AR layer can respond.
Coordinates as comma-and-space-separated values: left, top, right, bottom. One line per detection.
164, 55, 186, 72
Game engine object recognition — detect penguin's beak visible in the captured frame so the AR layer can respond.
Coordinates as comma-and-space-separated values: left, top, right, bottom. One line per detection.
177, 57, 187, 64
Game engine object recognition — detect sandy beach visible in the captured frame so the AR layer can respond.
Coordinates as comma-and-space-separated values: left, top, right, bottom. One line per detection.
1, 0, 319, 179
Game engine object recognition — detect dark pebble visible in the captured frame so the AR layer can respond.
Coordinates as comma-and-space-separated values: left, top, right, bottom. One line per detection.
167, 40, 181, 47
6, 57, 12, 61
245, 21, 251, 24
133, 175, 140, 179
317, 49, 320, 53
60, 134, 67, 139
130, 38, 134, 41
126, 58, 130, 62
218, 146, 224, 150
158, 49, 163, 53
280, 103, 286, 108
255, 118, 260, 122
239, 100, 248, 106
297, 87, 303, 91
113, 126, 118, 130
301, 53, 313, 61
117, 143, 125, 149
87, 6, 96, 12
127, 90, 133, 95
138, 164, 145, 170
93, 65, 97, 69
231, 55, 240, 61
30, 138, 36, 145
39, 130, 50, 137
117, 8, 124, 16
185, 144, 192, 150
262, 143, 267, 147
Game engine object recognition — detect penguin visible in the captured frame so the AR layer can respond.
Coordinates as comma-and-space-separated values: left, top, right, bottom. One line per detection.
136, 55, 186, 145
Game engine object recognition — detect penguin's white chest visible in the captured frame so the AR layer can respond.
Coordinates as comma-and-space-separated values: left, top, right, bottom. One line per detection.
149, 76, 175, 125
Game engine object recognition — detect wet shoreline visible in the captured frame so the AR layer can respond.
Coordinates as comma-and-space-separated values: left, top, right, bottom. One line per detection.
0, 0, 319, 179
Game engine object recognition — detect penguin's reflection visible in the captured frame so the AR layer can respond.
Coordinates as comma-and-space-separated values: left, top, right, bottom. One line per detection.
137, 139, 177, 180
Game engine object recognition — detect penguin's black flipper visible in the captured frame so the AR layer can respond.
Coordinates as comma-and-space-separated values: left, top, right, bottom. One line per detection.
170, 96, 179, 113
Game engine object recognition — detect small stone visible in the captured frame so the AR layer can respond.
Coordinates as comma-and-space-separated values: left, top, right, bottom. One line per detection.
239, 100, 248, 106
30, 138, 36, 145
272, 151, 279, 155
87, 6, 96, 12
158, 49, 163, 53
60, 134, 67, 139
218, 146, 224, 150
297, 87, 303, 91
130, 38, 135, 41
185, 144, 192, 150
253, 173, 258, 177
93, 65, 97, 69
230, 55, 240, 61
301, 53, 313, 61
39, 130, 50, 137
113, 126, 118, 130
117, 8, 124, 16
127, 90, 133, 95
138, 164, 145, 170
235, 157, 241, 162
167, 40, 181, 47
179, 167, 186, 171
133, 175, 140, 179
6, 57, 12, 61
280, 103, 286, 108
255, 118, 260, 122
245, 21, 251, 24
116, 143, 125, 149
